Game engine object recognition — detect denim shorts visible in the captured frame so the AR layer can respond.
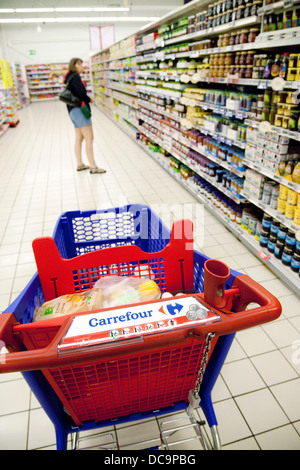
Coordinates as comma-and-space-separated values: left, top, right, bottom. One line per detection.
69, 106, 92, 128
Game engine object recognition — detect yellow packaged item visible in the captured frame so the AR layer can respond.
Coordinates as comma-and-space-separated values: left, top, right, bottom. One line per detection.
285, 203, 295, 220
292, 162, 300, 184
287, 188, 298, 205
277, 198, 286, 214
294, 208, 300, 226
33, 288, 104, 322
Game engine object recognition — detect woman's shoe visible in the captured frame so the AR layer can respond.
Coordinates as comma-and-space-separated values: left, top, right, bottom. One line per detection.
77, 164, 89, 171
90, 167, 106, 174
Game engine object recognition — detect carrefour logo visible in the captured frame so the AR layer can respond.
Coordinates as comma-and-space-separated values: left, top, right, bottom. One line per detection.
88, 309, 153, 328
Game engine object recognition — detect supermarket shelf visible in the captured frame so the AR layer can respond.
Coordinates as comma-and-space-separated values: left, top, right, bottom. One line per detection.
241, 189, 300, 233
245, 118, 300, 142
194, 124, 246, 150
139, 124, 245, 204
257, 0, 300, 14
141, 143, 300, 296
138, 99, 183, 122
137, 84, 182, 99
163, 16, 259, 46
243, 157, 300, 192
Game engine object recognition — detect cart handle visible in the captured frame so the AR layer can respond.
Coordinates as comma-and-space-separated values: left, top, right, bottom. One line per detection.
0, 273, 281, 374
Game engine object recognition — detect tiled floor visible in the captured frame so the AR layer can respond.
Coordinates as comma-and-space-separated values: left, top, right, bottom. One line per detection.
0, 102, 299, 450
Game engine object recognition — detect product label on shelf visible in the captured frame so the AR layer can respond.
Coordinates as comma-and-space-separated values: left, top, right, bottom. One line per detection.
258, 249, 271, 261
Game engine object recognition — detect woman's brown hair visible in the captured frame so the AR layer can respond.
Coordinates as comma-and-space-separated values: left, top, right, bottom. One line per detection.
68, 57, 83, 72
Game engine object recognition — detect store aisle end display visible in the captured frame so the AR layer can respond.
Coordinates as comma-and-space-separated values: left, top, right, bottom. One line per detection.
26, 62, 91, 103
90, 0, 300, 296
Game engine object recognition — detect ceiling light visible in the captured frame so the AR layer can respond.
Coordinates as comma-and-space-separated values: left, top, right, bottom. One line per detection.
0, 18, 22, 23
93, 7, 130, 11
0, 9, 14, 13
22, 18, 56, 23
0, 16, 160, 23
55, 7, 93, 12
55, 17, 89, 22
15, 8, 55, 13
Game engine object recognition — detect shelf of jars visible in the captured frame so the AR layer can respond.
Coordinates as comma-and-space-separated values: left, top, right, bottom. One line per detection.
90, 0, 300, 283
140, 138, 300, 296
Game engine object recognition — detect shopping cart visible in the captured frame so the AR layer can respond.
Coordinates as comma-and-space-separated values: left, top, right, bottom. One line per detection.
0, 204, 281, 450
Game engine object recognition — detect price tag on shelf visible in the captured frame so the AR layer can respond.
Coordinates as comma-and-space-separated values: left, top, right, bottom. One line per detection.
257, 80, 268, 90
258, 249, 271, 261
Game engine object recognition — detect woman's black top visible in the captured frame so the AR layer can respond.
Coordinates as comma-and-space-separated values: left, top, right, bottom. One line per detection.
64, 71, 91, 113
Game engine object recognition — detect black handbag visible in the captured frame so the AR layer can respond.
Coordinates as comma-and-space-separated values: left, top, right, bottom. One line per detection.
59, 78, 81, 107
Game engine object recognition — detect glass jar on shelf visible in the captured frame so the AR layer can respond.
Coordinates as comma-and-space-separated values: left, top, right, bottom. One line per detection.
240, 29, 249, 43
229, 32, 237, 45
239, 51, 247, 65
248, 28, 259, 42
218, 54, 225, 66
240, 65, 247, 78
223, 33, 230, 46
237, 5, 245, 19
245, 65, 253, 78
225, 53, 234, 65
246, 51, 255, 65
235, 52, 241, 64
244, 2, 253, 17
252, 66, 259, 79
225, 9, 233, 22
251, 0, 262, 16
231, 7, 238, 21
217, 35, 224, 47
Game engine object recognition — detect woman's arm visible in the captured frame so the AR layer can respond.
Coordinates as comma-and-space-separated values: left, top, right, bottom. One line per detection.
69, 74, 91, 105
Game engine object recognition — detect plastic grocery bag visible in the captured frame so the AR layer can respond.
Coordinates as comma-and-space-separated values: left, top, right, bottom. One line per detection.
93, 275, 161, 308
33, 276, 161, 322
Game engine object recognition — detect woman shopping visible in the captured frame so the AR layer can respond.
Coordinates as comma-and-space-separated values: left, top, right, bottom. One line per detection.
64, 58, 106, 174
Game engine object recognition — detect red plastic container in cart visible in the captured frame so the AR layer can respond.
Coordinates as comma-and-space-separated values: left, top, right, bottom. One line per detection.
0, 205, 281, 450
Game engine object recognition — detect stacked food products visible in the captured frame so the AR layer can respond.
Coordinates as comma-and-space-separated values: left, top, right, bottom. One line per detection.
241, 208, 300, 274
245, 125, 300, 179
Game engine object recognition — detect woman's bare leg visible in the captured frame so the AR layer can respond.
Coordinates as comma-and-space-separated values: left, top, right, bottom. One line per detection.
74, 127, 85, 167
80, 125, 97, 168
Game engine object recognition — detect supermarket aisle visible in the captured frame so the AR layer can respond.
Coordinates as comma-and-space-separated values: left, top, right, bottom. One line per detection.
0, 101, 300, 450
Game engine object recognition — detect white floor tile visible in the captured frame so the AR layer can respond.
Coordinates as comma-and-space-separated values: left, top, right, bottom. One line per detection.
221, 358, 265, 396
251, 350, 298, 386
0, 411, 29, 450
0, 379, 31, 415
213, 398, 252, 445
255, 424, 300, 450
270, 379, 300, 422
235, 388, 289, 435
27, 408, 57, 450
235, 326, 277, 357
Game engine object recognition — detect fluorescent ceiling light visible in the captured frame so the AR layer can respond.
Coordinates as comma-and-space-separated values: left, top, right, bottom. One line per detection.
56, 17, 89, 22
22, 17, 56, 23
0, 16, 159, 23
15, 8, 55, 13
0, 9, 14, 13
93, 7, 130, 11
55, 7, 93, 12
0, 18, 22, 23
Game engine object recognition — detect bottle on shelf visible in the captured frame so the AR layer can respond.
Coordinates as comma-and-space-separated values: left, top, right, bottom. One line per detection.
279, 53, 289, 79
270, 54, 281, 78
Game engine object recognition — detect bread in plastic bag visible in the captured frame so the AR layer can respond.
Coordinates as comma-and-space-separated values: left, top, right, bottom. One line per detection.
33, 275, 161, 322
33, 288, 103, 322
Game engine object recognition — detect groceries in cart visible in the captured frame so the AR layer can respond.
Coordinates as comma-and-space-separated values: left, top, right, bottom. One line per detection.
33, 274, 162, 322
